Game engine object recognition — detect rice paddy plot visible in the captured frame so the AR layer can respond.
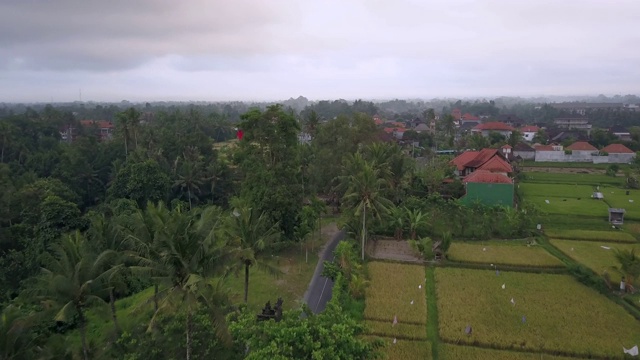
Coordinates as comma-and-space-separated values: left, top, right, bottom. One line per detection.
364, 262, 427, 324
544, 229, 636, 243
447, 241, 563, 268
525, 195, 609, 217
440, 344, 588, 360
435, 268, 640, 358
550, 239, 640, 284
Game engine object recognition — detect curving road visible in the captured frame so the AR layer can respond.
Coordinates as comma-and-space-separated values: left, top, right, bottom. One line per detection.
303, 229, 346, 313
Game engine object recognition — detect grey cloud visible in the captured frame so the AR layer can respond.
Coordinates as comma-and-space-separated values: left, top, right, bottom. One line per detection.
0, 0, 299, 71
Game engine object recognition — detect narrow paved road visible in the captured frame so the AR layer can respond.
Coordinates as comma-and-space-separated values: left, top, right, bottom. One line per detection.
303, 229, 346, 313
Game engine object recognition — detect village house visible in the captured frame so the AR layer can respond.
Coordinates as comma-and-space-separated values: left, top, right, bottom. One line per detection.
553, 116, 592, 135
471, 122, 514, 138
601, 144, 636, 163
512, 142, 536, 160
609, 125, 631, 141
80, 120, 115, 141
497, 114, 526, 128
451, 148, 512, 178
534, 141, 634, 164
413, 123, 430, 133
520, 125, 540, 142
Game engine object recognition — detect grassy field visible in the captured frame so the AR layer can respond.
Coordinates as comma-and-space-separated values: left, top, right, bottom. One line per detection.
439, 344, 587, 360
364, 337, 432, 360
550, 239, 640, 284
364, 262, 427, 324
544, 229, 637, 243
525, 195, 610, 217
435, 268, 640, 358
539, 215, 616, 232
365, 320, 427, 341
447, 241, 563, 268
226, 246, 319, 311
602, 189, 640, 221
522, 172, 625, 186
518, 183, 596, 198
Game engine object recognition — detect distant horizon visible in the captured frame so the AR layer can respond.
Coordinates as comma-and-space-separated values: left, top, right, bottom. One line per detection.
2, 93, 640, 106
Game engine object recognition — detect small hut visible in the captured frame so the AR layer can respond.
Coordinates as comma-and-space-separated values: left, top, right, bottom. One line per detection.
608, 208, 625, 225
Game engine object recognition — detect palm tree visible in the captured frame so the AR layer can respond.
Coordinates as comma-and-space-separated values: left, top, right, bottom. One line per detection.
342, 161, 394, 260
34, 231, 119, 360
130, 204, 233, 359
86, 212, 131, 336
611, 249, 640, 289
173, 148, 206, 210
0, 305, 40, 360
115, 107, 141, 157
225, 198, 282, 304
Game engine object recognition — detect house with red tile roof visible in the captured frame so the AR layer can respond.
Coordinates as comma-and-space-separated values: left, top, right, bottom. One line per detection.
450, 148, 511, 177
471, 122, 514, 138
565, 141, 598, 158
462, 113, 480, 121
520, 125, 540, 142
80, 120, 115, 141
602, 143, 636, 163
451, 108, 462, 120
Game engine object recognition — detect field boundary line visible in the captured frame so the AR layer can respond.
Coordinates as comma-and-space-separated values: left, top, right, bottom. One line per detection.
439, 339, 601, 359
425, 266, 440, 360
365, 317, 426, 326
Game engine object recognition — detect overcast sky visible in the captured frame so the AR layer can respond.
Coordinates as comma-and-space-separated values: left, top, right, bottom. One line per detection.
1, 0, 639, 102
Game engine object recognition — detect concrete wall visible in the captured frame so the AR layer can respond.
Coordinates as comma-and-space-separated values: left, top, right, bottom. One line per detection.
534, 152, 636, 164
460, 182, 514, 207
514, 150, 535, 160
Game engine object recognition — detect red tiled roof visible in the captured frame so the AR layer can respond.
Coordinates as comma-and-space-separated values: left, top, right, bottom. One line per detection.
451, 151, 479, 171
81, 120, 114, 129
464, 170, 513, 184
472, 122, 515, 131
477, 156, 513, 173
534, 144, 555, 151
566, 141, 597, 151
465, 148, 500, 168
501, 144, 512, 149
520, 125, 540, 132
462, 113, 480, 121
602, 143, 634, 154
383, 127, 394, 134
374, 119, 383, 125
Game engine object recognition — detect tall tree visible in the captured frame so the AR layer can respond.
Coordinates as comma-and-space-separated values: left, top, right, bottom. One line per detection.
341, 160, 393, 260
34, 231, 119, 360
115, 107, 141, 157
225, 198, 281, 304
130, 203, 233, 359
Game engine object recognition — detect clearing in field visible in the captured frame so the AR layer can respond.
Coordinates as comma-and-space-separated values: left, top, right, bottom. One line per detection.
447, 240, 563, 268
601, 189, 640, 221
435, 268, 640, 358
439, 344, 586, 360
550, 239, 640, 284
544, 229, 636, 243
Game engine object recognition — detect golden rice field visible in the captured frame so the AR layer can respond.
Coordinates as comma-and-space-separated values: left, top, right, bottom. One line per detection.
364, 262, 427, 324
544, 229, 637, 243
365, 320, 426, 341
435, 268, 640, 358
550, 239, 640, 284
363, 336, 432, 360
447, 241, 563, 267
439, 344, 586, 360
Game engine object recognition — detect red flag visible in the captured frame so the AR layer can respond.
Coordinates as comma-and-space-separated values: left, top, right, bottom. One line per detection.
236, 129, 244, 140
